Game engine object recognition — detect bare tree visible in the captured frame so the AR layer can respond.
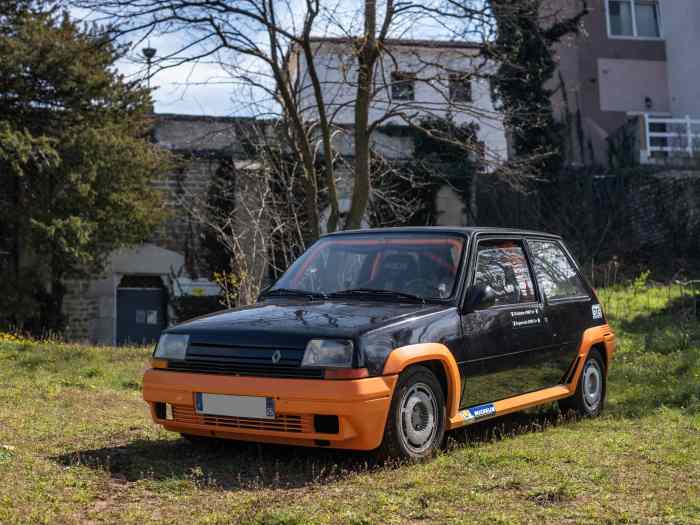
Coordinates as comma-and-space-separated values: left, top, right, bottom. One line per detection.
176, 120, 310, 306
69, 0, 513, 231
66, 0, 587, 305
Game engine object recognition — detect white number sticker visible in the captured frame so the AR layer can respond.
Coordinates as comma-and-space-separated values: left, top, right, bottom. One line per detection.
592, 304, 603, 320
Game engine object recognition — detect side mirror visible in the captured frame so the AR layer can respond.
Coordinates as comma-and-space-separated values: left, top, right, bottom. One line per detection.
464, 285, 496, 312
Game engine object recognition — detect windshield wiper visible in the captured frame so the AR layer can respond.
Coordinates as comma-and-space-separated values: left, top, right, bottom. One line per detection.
261, 288, 328, 300
329, 288, 426, 303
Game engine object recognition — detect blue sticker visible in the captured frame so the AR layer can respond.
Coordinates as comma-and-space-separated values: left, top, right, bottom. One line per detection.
461, 402, 496, 422
265, 397, 275, 418
195, 393, 203, 412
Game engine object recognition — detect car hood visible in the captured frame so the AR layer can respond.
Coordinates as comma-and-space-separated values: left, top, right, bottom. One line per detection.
167, 299, 451, 348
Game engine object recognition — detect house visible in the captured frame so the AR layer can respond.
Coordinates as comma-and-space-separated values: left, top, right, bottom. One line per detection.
288, 37, 508, 227
289, 37, 508, 163
549, 0, 700, 165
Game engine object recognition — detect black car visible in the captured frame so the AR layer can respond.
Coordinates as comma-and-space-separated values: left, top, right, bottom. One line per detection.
144, 227, 616, 459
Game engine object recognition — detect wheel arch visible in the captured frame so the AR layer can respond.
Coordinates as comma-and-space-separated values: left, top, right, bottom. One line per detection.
569, 325, 615, 393
382, 343, 461, 421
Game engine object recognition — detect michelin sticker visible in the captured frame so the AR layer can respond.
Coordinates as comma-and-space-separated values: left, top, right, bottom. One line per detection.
460, 402, 496, 423
592, 304, 603, 320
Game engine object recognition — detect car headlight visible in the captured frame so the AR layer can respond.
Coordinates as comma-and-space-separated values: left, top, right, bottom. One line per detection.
153, 334, 189, 360
301, 339, 354, 368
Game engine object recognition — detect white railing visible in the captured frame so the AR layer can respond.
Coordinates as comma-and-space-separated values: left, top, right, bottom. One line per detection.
642, 114, 700, 163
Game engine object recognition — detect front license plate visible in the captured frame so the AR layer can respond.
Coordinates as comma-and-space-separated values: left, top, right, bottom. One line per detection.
195, 393, 275, 419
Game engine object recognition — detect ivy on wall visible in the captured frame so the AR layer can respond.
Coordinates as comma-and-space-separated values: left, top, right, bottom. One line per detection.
372, 118, 485, 226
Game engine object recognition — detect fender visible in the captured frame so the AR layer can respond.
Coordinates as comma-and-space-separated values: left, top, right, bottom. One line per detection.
382, 343, 462, 424
568, 323, 616, 392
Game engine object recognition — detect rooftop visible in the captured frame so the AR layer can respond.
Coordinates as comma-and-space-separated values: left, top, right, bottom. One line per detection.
323, 226, 562, 239
307, 37, 484, 50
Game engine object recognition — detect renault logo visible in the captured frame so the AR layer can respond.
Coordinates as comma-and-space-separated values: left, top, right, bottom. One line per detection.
271, 350, 282, 364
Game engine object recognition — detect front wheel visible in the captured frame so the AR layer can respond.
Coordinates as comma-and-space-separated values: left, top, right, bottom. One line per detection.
559, 348, 606, 417
377, 365, 446, 460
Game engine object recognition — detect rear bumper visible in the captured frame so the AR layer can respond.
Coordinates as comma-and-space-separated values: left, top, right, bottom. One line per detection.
142, 369, 397, 450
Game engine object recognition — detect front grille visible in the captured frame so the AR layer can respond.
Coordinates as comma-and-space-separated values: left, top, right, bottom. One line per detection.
171, 405, 313, 434
167, 360, 323, 378
166, 343, 323, 379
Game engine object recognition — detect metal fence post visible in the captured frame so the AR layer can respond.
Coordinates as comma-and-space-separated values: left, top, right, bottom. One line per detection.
641, 113, 650, 163
687, 115, 693, 156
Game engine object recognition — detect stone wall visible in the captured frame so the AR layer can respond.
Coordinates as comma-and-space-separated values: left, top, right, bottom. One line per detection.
62, 279, 99, 341
150, 157, 220, 274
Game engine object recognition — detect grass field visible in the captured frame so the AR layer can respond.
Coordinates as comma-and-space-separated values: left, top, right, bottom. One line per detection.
1, 283, 699, 524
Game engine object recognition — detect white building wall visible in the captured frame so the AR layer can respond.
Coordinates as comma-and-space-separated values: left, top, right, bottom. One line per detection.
661, 0, 700, 117
295, 42, 508, 162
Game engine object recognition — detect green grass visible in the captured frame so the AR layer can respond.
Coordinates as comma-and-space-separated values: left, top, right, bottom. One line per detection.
1, 284, 699, 524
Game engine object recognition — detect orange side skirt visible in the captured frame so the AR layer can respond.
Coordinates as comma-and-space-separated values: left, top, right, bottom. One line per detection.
447, 324, 616, 429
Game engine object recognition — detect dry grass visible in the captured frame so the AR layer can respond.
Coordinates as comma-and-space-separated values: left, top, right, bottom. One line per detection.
0, 283, 699, 524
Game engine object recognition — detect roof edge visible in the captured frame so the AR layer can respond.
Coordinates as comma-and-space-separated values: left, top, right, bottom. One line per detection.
307, 37, 485, 50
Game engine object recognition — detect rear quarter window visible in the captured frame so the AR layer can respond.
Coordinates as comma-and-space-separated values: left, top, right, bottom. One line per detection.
527, 240, 588, 301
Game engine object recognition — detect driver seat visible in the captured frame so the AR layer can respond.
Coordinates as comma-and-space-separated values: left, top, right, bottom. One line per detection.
371, 253, 419, 291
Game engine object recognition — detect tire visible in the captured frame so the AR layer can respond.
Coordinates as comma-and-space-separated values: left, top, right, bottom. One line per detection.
377, 365, 446, 460
559, 348, 606, 417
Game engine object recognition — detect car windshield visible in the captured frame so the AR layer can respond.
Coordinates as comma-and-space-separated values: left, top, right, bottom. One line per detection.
270, 233, 466, 301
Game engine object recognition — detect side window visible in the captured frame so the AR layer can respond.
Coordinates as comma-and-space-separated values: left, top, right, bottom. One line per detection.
473, 241, 536, 306
528, 240, 588, 301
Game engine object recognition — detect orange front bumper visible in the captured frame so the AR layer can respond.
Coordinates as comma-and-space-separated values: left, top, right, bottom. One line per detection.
143, 369, 397, 450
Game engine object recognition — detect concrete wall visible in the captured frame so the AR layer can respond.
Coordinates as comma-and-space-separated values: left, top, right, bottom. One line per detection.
154, 114, 256, 153
597, 59, 669, 113
434, 186, 467, 227
661, 0, 700, 117
63, 245, 184, 344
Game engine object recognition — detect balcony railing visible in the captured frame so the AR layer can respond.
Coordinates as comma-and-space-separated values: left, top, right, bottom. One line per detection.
641, 114, 700, 163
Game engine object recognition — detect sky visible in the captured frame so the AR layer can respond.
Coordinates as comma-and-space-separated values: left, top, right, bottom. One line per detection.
70, 8, 260, 116
116, 53, 240, 116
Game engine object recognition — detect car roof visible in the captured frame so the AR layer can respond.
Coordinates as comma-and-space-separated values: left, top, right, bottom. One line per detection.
322, 226, 563, 240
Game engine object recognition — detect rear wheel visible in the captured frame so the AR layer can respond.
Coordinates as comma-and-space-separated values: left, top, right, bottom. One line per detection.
377, 365, 446, 460
559, 348, 606, 417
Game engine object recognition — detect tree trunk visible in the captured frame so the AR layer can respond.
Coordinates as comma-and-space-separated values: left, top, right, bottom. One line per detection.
468, 169, 479, 224
300, 42, 340, 233
345, 0, 377, 230
270, 68, 321, 240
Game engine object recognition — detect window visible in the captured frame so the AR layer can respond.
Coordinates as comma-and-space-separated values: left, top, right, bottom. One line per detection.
449, 74, 472, 103
274, 233, 466, 300
391, 71, 416, 101
634, 0, 661, 37
527, 241, 588, 301
473, 242, 536, 307
607, 0, 660, 38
